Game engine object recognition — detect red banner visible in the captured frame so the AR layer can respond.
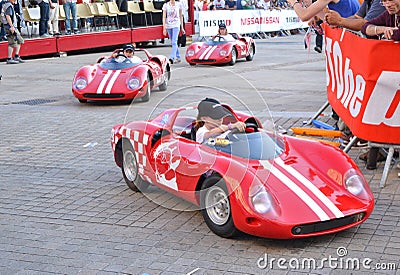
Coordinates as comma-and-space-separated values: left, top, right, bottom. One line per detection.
324, 25, 400, 144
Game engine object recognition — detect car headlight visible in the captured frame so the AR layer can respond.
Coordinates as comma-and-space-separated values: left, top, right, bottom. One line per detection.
344, 169, 369, 200
187, 49, 195, 57
74, 77, 87, 90
127, 77, 140, 90
249, 181, 279, 216
219, 50, 227, 56
110, 128, 115, 143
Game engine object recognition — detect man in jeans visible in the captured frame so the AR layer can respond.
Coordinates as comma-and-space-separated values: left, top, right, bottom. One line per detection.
37, 0, 52, 37
1, 0, 25, 64
63, 0, 78, 34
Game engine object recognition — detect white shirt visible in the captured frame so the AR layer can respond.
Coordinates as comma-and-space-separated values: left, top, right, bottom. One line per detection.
196, 126, 230, 143
162, 1, 182, 29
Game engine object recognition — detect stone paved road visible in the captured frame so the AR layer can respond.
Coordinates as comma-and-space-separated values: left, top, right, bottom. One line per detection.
0, 34, 399, 275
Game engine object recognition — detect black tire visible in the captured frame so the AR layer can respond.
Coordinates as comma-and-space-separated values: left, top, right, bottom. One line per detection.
159, 67, 170, 91
141, 75, 151, 102
121, 139, 149, 192
200, 175, 239, 238
78, 99, 87, 103
228, 48, 237, 66
246, 44, 254, 61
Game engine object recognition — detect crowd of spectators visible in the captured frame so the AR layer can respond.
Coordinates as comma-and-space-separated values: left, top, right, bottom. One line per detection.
194, 0, 289, 11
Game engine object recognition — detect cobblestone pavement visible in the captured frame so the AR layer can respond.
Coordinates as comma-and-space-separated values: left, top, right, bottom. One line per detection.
0, 34, 399, 275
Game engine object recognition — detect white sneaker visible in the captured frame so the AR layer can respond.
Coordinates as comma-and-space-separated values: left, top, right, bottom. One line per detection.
174, 59, 181, 64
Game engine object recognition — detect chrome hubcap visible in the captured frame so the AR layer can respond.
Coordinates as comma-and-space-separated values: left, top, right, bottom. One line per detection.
123, 150, 137, 182
205, 186, 230, 225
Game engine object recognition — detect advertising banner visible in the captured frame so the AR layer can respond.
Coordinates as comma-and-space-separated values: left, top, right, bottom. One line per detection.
198, 10, 308, 36
324, 25, 400, 144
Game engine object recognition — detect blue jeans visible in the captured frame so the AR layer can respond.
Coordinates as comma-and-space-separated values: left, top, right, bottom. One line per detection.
64, 2, 77, 31
167, 27, 180, 60
38, 1, 50, 35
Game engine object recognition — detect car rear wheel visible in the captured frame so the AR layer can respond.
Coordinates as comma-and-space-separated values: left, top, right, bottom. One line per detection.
200, 175, 239, 238
246, 44, 254, 61
159, 68, 170, 91
121, 140, 149, 192
141, 75, 151, 102
228, 48, 237, 66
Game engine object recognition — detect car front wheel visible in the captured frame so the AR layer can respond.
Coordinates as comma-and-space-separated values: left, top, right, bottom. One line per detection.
200, 175, 239, 238
159, 68, 170, 91
228, 48, 237, 66
246, 44, 254, 61
141, 75, 151, 102
121, 140, 149, 192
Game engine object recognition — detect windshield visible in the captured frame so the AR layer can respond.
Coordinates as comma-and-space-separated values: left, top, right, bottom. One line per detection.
99, 57, 139, 70
206, 35, 236, 45
204, 131, 285, 160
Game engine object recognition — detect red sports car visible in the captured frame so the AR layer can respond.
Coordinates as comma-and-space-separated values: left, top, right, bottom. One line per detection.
185, 34, 255, 66
110, 105, 374, 239
72, 49, 170, 103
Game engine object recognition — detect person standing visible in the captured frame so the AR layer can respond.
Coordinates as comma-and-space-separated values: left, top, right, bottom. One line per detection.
12, 0, 25, 33
1, 0, 25, 64
360, 0, 399, 40
63, 0, 78, 34
37, 0, 52, 37
325, 0, 385, 31
287, 0, 359, 22
162, 0, 185, 64
48, 0, 59, 35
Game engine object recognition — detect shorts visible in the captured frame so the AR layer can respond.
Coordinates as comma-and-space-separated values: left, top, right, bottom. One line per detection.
6, 29, 24, 48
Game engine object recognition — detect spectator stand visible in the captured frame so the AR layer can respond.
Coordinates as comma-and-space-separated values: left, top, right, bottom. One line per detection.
0, 0, 194, 59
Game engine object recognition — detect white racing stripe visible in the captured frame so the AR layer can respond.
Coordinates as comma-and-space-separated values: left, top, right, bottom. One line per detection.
104, 70, 121, 94
199, 46, 213, 60
260, 160, 330, 221
97, 70, 113, 94
204, 46, 217, 60
275, 158, 344, 218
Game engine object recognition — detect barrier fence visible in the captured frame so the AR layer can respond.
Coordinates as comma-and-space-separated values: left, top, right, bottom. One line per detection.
324, 25, 400, 187
195, 9, 308, 37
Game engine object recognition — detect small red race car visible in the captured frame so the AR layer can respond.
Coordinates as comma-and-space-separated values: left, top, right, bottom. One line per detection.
111, 105, 374, 239
185, 34, 255, 66
72, 49, 170, 103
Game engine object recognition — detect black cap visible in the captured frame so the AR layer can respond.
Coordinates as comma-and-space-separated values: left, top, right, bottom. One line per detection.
123, 44, 134, 51
198, 98, 231, 120
219, 23, 226, 29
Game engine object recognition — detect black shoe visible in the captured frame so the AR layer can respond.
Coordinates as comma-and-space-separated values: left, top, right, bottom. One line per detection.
169, 58, 173, 64
314, 46, 322, 53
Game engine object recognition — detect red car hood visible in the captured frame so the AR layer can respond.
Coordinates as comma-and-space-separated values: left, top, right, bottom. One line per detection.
250, 136, 373, 225
76, 64, 145, 94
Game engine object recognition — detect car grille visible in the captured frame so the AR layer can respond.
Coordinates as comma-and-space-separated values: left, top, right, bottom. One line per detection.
291, 212, 366, 235
192, 59, 217, 63
83, 94, 125, 98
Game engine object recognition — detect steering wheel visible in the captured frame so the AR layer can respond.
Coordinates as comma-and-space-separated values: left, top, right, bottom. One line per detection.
113, 53, 133, 63
244, 122, 258, 133
213, 35, 226, 42
229, 122, 259, 135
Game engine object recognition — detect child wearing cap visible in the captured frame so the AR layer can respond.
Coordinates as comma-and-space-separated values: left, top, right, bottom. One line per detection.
212, 23, 236, 41
196, 98, 246, 143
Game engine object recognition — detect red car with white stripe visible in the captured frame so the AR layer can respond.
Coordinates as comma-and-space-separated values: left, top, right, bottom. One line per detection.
185, 34, 255, 66
72, 49, 170, 103
111, 105, 374, 239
